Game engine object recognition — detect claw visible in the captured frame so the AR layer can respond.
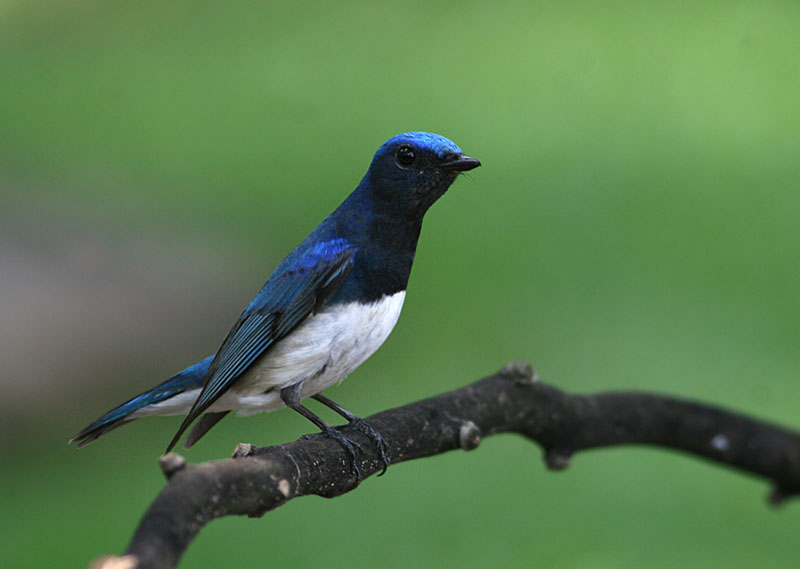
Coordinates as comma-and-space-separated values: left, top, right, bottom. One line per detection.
303, 427, 364, 478
308, 393, 390, 476
347, 418, 389, 476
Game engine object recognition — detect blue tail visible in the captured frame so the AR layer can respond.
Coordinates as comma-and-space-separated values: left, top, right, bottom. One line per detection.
69, 356, 213, 447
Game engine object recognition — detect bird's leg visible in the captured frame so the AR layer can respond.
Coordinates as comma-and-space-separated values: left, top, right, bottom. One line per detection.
312, 393, 389, 476
280, 383, 363, 478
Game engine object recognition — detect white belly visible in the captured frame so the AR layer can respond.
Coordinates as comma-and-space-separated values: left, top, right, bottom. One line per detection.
139, 291, 405, 417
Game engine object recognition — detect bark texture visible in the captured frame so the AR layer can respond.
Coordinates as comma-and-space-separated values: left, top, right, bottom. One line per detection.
89, 362, 800, 569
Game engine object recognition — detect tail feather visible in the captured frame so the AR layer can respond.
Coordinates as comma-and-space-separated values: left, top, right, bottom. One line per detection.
184, 411, 230, 448
69, 355, 213, 446
71, 418, 135, 447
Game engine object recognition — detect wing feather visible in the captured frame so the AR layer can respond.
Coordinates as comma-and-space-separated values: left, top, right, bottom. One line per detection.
165, 239, 356, 451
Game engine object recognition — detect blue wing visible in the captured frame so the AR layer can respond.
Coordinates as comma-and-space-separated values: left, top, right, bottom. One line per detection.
165, 238, 356, 451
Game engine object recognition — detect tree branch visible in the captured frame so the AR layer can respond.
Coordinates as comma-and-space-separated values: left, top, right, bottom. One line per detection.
91, 361, 800, 569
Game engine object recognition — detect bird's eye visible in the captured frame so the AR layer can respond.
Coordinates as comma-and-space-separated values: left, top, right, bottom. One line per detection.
396, 145, 416, 167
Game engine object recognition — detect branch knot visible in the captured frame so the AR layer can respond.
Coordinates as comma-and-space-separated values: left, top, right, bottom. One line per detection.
158, 453, 186, 480
502, 360, 537, 384
458, 420, 482, 450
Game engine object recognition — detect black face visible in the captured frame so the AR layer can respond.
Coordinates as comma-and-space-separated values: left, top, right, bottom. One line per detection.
367, 137, 480, 219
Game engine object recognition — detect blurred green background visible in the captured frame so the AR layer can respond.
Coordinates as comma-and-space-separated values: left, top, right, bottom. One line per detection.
2, 0, 800, 567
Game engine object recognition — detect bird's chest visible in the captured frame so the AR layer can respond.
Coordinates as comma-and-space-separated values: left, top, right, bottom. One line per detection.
238, 291, 406, 396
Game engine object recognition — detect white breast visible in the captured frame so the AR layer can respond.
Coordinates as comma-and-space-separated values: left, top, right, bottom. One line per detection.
215, 290, 406, 415
139, 291, 406, 417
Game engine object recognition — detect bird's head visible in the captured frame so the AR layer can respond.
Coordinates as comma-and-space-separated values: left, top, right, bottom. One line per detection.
364, 132, 480, 218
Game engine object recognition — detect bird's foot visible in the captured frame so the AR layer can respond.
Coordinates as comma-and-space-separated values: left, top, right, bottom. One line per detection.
302, 427, 364, 478
346, 418, 389, 476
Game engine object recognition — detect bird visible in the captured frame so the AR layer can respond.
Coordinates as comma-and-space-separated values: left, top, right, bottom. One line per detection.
69, 131, 480, 469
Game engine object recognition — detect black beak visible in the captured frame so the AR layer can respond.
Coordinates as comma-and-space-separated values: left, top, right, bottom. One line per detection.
440, 155, 481, 172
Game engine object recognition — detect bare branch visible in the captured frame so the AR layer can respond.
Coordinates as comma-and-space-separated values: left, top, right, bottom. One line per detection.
92, 361, 800, 569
